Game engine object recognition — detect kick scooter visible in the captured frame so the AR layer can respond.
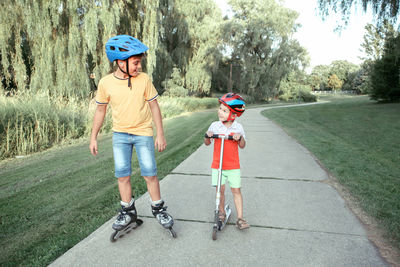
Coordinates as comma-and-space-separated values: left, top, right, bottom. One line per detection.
206, 133, 233, 240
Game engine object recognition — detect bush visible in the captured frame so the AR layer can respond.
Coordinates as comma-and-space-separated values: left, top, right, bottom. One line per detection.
159, 97, 218, 118
0, 94, 219, 160
0, 94, 89, 159
161, 67, 188, 97
370, 35, 400, 102
278, 82, 316, 103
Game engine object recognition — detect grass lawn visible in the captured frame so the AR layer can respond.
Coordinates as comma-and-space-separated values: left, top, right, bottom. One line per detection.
261, 95, 400, 249
0, 110, 217, 266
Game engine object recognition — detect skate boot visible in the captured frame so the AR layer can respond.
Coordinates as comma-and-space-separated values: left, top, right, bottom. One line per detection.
110, 199, 143, 242
151, 200, 177, 238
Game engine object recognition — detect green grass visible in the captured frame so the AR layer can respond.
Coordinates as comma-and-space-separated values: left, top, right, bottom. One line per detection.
0, 110, 217, 266
261, 95, 400, 249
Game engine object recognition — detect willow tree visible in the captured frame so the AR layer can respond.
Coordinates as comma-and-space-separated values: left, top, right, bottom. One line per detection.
0, 0, 159, 99
224, 0, 308, 99
318, 0, 399, 28
156, 0, 223, 96
177, 0, 223, 95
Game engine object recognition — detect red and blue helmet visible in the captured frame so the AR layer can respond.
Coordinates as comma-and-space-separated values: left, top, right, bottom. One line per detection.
219, 93, 245, 120
105, 35, 148, 62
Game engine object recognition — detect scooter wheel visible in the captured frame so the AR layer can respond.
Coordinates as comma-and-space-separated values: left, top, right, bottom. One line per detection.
212, 226, 217, 240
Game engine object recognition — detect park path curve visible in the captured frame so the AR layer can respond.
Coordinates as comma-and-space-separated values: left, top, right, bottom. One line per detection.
50, 104, 388, 267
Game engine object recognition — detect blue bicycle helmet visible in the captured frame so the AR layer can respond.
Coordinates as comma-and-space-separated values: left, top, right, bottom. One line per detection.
105, 35, 148, 88
105, 35, 148, 62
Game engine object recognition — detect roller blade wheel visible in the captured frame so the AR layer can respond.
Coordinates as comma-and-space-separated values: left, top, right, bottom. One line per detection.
212, 226, 218, 240
169, 227, 177, 238
110, 219, 143, 242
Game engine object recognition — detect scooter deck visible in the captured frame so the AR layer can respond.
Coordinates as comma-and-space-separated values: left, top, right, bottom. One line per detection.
218, 204, 232, 231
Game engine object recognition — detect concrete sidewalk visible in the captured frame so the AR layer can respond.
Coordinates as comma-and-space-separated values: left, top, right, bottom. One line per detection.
50, 106, 388, 266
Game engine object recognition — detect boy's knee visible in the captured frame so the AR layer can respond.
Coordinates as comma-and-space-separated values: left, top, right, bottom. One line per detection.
143, 175, 158, 183
118, 176, 131, 184
231, 187, 241, 194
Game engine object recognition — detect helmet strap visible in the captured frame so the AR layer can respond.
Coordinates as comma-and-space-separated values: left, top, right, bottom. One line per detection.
227, 111, 236, 121
117, 59, 132, 89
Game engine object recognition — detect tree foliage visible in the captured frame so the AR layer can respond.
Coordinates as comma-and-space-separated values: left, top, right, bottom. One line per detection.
309, 61, 359, 91
223, 0, 308, 100
279, 71, 316, 102
370, 34, 400, 102
361, 22, 396, 62
327, 74, 343, 91
0, 0, 159, 99
155, 0, 222, 96
0, 0, 308, 100
317, 0, 399, 28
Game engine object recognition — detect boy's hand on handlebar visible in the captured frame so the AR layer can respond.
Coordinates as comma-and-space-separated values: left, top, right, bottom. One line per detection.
233, 133, 242, 141
205, 131, 213, 138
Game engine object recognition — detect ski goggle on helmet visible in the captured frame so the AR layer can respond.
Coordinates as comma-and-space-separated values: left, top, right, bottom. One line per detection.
105, 35, 148, 62
218, 93, 246, 121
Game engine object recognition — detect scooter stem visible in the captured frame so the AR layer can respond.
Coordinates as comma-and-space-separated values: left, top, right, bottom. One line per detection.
216, 138, 225, 211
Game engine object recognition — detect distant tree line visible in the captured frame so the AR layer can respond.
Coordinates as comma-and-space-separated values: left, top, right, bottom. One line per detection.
318, 0, 400, 102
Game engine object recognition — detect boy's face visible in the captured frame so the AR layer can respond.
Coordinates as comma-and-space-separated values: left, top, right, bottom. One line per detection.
218, 103, 235, 122
117, 56, 142, 77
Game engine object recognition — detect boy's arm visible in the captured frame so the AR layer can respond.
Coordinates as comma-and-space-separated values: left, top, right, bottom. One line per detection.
233, 133, 246, 149
238, 136, 246, 149
148, 99, 167, 152
89, 104, 107, 156
204, 131, 213, 146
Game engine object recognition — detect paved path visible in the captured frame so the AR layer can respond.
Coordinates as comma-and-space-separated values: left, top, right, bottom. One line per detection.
50, 106, 388, 266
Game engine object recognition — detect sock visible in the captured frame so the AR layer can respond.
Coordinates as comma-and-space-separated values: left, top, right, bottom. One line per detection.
151, 199, 163, 206
121, 198, 134, 208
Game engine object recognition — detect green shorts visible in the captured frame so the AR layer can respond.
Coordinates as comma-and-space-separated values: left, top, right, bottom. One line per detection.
212, 169, 241, 188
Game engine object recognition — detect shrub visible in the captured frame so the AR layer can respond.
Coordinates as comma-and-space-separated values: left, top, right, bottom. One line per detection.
370, 35, 400, 102
0, 94, 88, 159
0, 94, 218, 160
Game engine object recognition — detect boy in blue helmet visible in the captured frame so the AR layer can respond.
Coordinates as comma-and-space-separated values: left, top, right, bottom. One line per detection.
204, 93, 250, 230
89, 35, 174, 235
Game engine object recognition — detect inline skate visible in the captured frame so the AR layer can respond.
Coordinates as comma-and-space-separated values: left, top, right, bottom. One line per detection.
110, 199, 143, 242
151, 201, 177, 238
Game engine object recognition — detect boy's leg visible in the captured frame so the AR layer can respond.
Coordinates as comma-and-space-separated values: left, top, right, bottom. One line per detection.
133, 135, 160, 201
212, 169, 227, 214
145, 176, 174, 229
134, 136, 172, 222
226, 169, 244, 218
113, 132, 134, 203
143, 175, 161, 201
228, 170, 250, 229
118, 176, 133, 203
231, 187, 243, 219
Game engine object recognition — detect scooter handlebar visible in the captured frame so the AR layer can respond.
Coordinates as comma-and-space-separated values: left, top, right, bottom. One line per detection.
204, 133, 234, 140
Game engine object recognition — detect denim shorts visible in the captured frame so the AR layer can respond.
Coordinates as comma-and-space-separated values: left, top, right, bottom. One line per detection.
112, 132, 157, 178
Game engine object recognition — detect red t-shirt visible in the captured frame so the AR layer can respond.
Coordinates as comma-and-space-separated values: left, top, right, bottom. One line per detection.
207, 121, 245, 170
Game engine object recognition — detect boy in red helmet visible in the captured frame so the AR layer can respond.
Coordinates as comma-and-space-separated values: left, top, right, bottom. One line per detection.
204, 93, 250, 230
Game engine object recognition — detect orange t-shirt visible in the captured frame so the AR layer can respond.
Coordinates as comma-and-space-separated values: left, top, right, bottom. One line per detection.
208, 121, 246, 170
95, 72, 159, 136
